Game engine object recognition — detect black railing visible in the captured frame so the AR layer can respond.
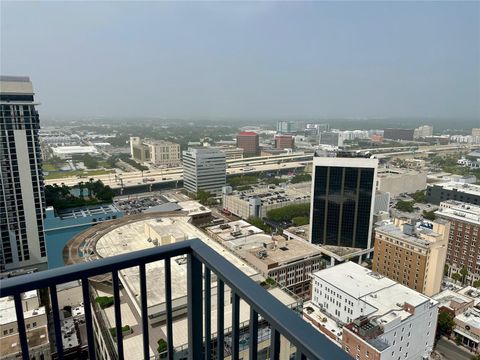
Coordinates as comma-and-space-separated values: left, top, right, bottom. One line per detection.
0, 239, 351, 360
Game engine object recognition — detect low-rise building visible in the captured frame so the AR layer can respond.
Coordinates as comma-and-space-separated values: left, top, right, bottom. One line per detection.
427, 182, 480, 206
372, 218, 449, 296
435, 200, 480, 284
0, 291, 50, 360
305, 262, 438, 360
377, 168, 427, 197
51, 145, 99, 159
222, 182, 310, 220
274, 135, 295, 150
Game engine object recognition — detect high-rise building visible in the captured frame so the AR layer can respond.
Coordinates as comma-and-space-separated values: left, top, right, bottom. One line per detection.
383, 128, 415, 141
277, 121, 293, 134
435, 200, 480, 285
319, 131, 342, 147
309, 154, 378, 249
182, 147, 226, 195
0, 76, 47, 271
236, 132, 260, 157
274, 135, 295, 149
372, 218, 449, 296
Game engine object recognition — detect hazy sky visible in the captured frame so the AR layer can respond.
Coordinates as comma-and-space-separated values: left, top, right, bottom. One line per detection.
1, 1, 479, 120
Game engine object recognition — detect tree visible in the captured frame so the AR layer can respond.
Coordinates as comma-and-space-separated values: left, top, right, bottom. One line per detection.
437, 311, 455, 337
452, 272, 462, 284
247, 216, 272, 234
460, 267, 469, 285
196, 189, 214, 205
473, 280, 480, 288
422, 210, 436, 221
444, 264, 449, 277
157, 339, 167, 354
82, 154, 99, 169
395, 200, 414, 213
409, 191, 427, 203
455, 335, 462, 346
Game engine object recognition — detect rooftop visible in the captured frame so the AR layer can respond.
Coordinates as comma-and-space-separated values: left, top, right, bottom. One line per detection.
238, 132, 258, 136
375, 222, 444, 248
177, 200, 211, 216
93, 217, 258, 308
0, 326, 49, 357
456, 308, 480, 331
0, 290, 41, 325
245, 237, 322, 267
436, 200, 480, 225
226, 182, 310, 205
51, 145, 98, 155
55, 204, 121, 220
313, 262, 396, 300
206, 220, 264, 243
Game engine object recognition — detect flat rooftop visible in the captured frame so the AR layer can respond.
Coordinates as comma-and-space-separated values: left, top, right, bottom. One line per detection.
456, 308, 480, 331
56, 204, 121, 220
94, 217, 258, 308
206, 220, 264, 242
227, 182, 311, 205
177, 200, 211, 216
245, 238, 322, 266
51, 145, 98, 154
313, 262, 396, 300
375, 223, 443, 248
433, 289, 474, 310
0, 326, 49, 357
0, 290, 40, 325
436, 200, 480, 225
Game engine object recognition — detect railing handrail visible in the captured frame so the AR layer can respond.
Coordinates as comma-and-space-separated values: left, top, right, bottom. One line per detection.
0, 238, 351, 360
0, 240, 193, 296
191, 241, 351, 360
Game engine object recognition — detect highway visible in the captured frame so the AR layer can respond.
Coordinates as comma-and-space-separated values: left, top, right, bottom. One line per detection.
44, 144, 479, 189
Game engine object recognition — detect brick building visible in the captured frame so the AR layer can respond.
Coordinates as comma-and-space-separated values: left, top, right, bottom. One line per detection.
236, 131, 260, 157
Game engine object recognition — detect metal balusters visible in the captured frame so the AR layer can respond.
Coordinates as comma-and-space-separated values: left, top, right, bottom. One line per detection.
231, 292, 240, 360
49, 285, 64, 359
13, 293, 29, 359
270, 328, 280, 360
249, 308, 258, 360
216, 279, 224, 360
204, 268, 212, 360
165, 258, 174, 360
82, 278, 96, 360
187, 254, 203, 360
139, 263, 150, 360
112, 271, 124, 360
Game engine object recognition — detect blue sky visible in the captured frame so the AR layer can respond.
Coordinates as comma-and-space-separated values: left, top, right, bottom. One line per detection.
1, 1, 479, 119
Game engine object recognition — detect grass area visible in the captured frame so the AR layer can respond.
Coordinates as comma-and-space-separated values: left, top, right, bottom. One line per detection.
44, 169, 114, 180
43, 163, 60, 171
95, 296, 114, 309
109, 325, 131, 337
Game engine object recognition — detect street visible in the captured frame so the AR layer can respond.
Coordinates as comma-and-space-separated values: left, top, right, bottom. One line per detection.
435, 337, 474, 360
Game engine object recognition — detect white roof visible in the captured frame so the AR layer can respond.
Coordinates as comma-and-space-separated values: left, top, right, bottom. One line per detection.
313, 262, 396, 299
52, 145, 98, 155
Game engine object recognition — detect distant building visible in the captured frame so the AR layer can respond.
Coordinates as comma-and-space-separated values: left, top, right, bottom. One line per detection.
305, 262, 438, 360
427, 182, 480, 206
435, 200, 480, 284
222, 183, 310, 219
319, 131, 342, 147
183, 147, 226, 195
377, 168, 427, 197
214, 145, 244, 160
383, 128, 415, 141
130, 137, 181, 167
0, 76, 47, 271
44, 204, 123, 268
374, 191, 390, 214
372, 218, 449, 296
274, 135, 295, 150
310, 154, 378, 249
371, 134, 384, 143
51, 145, 99, 159
236, 132, 260, 156
277, 121, 293, 134
413, 125, 433, 139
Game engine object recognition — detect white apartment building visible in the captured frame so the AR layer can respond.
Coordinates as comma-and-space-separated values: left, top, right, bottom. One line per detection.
182, 147, 226, 196
308, 262, 438, 360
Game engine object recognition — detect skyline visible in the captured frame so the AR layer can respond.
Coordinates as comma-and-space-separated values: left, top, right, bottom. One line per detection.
1, 1, 479, 120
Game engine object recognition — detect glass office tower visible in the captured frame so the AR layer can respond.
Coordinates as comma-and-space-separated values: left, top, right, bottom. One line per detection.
310, 155, 378, 249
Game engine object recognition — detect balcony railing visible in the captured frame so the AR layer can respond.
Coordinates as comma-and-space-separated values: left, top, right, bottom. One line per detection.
0, 239, 351, 360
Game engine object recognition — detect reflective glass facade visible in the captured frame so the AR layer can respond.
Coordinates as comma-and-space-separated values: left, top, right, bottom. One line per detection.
311, 165, 375, 249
